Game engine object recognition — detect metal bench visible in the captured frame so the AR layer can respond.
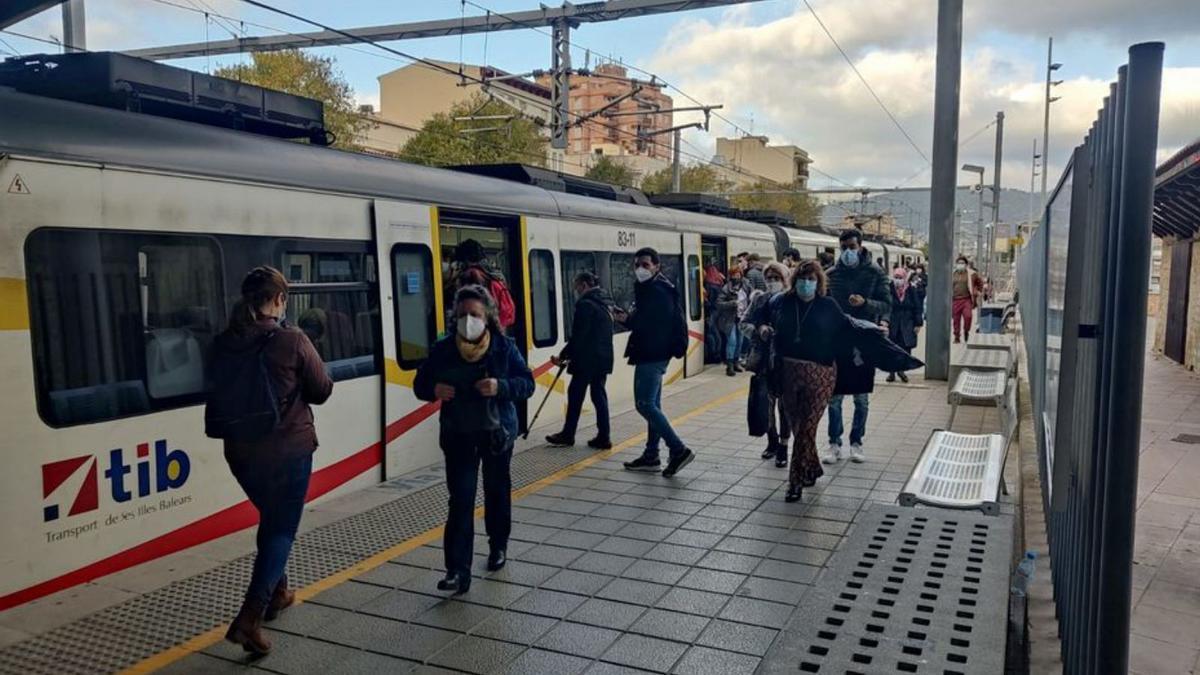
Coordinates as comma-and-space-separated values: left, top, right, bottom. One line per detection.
899, 382, 1018, 515
947, 368, 1008, 428
965, 332, 1014, 352
948, 346, 1013, 402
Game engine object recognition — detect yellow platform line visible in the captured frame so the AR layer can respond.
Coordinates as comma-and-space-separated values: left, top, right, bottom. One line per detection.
121, 384, 746, 674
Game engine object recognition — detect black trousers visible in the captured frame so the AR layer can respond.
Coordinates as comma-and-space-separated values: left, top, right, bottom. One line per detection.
561, 371, 610, 441
442, 431, 513, 577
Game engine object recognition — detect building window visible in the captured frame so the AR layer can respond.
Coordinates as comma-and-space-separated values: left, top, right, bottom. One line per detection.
26, 229, 226, 427
687, 254, 702, 321
283, 247, 380, 382
391, 244, 436, 369
529, 249, 557, 347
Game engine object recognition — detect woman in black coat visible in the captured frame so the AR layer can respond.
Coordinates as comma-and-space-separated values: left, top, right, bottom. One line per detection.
886, 267, 923, 383
547, 272, 615, 449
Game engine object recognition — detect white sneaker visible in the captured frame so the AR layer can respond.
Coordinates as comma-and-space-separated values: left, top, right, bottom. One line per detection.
821, 444, 843, 464
849, 444, 865, 463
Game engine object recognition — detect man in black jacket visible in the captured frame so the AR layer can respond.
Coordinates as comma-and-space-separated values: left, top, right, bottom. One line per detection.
546, 272, 614, 450
823, 229, 892, 465
617, 247, 695, 477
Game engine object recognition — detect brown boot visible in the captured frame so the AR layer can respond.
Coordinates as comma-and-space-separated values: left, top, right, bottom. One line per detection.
225, 599, 271, 654
265, 578, 295, 621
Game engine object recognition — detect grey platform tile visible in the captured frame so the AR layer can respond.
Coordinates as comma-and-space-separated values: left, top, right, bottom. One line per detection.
655, 500, 706, 516
266, 602, 356, 638
597, 578, 671, 606
680, 516, 738, 536
654, 588, 729, 617
570, 552, 637, 576
752, 559, 820, 584
354, 562, 424, 589
711, 494, 768, 510
644, 543, 707, 566
393, 546, 444, 569
610, 493, 666, 509
483, 560, 559, 586
767, 543, 831, 567
519, 544, 585, 568
359, 589, 443, 622
737, 577, 809, 605
241, 631, 413, 675
536, 621, 622, 659
427, 635, 526, 674
696, 551, 759, 575
594, 536, 658, 558
677, 568, 747, 595
716, 596, 793, 629
592, 504, 649, 521
585, 663, 655, 675
156, 653, 255, 674
695, 505, 753, 522
712, 537, 774, 557
623, 560, 689, 586
728, 523, 790, 543
470, 610, 558, 645
412, 599, 499, 632
511, 523, 562, 543
500, 648, 592, 675
628, 609, 711, 644
778, 529, 843, 551
662, 530, 723, 550
306, 581, 389, 610
509, 589, 588, 619
670, 646, 761, 675
569, 598, 647, 631
616, 522, 677, 542
572, 517, 629, 536
543, 569, 613, 595
546, 529, 609, 551
455, 579, 531, 609
695, 619, 778, 656
601, 633, 688, 673
323, 614, 457, 661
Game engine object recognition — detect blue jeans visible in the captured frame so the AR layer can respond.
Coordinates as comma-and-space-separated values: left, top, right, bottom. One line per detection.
726, 325, 743, 362
828, 393, 870, 446
561, 372, 610, 441
228, 453, 312, 606
634, 361, 685, 458
442, 431, 512, 576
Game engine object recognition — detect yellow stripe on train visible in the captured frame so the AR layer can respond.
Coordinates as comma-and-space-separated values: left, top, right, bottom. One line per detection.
0, 278, 29, 330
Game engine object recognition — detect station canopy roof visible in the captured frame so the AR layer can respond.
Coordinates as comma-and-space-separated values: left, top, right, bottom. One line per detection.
1153, 137, 1200, 240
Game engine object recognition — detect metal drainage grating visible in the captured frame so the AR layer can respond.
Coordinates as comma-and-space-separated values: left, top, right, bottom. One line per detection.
0, 442, 604, 675
783, 504, 1012, 675
1172, 433, 1200, 445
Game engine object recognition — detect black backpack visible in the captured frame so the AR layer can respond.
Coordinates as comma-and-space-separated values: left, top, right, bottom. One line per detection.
204, 331, 283, 442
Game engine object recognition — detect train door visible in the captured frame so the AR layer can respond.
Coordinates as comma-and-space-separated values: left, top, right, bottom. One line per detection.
682, 234, 704, 377
700, 237, 727, 365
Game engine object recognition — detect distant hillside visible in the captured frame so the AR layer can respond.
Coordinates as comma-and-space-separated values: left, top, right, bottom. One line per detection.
821, 187, 1039, 240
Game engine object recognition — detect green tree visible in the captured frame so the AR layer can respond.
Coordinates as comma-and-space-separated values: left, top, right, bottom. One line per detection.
400, 93, 546, 167
640, 163, 730, 195
585, 156, 638, 186
214, 50, 368, 150
729, 181, 822, 227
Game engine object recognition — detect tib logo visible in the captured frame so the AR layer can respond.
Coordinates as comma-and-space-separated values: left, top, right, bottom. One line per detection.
41, 440, 191, 522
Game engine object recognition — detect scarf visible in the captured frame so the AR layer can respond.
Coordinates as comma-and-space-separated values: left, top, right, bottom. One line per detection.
456, 329, 491, 363
893, 269, 910, 302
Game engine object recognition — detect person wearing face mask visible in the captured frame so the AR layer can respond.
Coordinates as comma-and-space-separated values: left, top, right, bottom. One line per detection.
718, 267, 748, 376
886, 267, 923, 383
546, 272, 614, 449
824, 229, 892, 465
952, 255, 983, 343
617, 247, 694, 477
414, 285, 534, 594
744, 262, 792, 466
208, 266, 333, 654
757, 260, 852, 502
783, 248, 802, 270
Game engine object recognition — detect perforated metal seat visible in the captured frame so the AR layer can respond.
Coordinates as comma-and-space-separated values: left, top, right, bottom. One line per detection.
947, 368, 1007, 428
965, 332, 1014, 351
900, 383, 1017, 515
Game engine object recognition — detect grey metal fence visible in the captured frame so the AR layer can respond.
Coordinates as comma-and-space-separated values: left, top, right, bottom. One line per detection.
1015, 43, 1164, 674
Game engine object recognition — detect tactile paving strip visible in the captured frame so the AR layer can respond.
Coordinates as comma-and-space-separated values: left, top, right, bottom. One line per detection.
778, 504, 1011, 675
0, 443, 600, 675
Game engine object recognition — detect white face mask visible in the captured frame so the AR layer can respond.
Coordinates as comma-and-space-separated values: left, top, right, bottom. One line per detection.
457, 314, 486, 341
766, 281, 785, 294
955, 263, 967, 272
634, 267, 653, 283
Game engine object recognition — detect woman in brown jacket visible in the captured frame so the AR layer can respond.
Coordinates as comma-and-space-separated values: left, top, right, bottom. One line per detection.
217, 267, 333, 654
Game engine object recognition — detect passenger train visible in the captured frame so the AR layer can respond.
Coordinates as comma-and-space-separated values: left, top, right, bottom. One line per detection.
0, 62, 921, 608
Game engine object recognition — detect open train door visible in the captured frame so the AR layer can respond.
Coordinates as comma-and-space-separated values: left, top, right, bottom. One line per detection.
682, 233, 705, 377
372, 200, 444, 479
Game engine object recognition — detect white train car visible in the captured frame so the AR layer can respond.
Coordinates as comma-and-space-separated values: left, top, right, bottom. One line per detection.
0, 82, 791, 608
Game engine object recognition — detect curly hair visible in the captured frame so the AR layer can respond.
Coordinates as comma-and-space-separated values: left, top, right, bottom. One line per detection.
790, 259, 828, 297
453, 284, 502, 333
763, 261, 791, 287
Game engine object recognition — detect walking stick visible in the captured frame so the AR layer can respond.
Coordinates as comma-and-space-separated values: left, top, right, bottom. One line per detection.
523, 362, 566, 439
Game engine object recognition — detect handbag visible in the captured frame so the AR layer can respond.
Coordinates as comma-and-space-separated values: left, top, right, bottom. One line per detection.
747, 374, 770, 437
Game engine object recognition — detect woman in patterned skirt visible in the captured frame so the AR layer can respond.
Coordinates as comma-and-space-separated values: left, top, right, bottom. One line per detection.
757, 260, 852, 502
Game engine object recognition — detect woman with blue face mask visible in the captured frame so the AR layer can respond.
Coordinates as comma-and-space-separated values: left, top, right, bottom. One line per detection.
755, 260, 853, 503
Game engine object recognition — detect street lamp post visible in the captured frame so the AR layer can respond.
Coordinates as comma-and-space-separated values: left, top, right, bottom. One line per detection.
962, 163, 986, 266
1041, 37, 1063, 211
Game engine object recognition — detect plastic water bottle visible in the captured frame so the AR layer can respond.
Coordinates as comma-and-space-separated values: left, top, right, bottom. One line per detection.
1011, 551, 1037, 597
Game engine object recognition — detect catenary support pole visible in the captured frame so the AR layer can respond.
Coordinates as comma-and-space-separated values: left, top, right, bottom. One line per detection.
1041, 37, 1053, 210
62, 0, 86, 52
1096, 42, 1163, 673
990, 111, 1003, 279
671, 127, 682, 192
924, 0, 962, 381
550, 18, 571, 150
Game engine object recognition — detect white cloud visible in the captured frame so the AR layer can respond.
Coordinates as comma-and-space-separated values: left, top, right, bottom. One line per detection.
648, 0, 1200, 189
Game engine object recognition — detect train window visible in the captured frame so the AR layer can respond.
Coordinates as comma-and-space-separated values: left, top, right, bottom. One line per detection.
607, 252, 684, 334
686, 255, 702, 321
529, 249, 557, 347
26, 229, 225, 427
282, 247, 380, 382
391, 244, 436, 369
560, 251, 596, 338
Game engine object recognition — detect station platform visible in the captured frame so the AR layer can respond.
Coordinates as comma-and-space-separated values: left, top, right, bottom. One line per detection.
0, 362, 1005, 675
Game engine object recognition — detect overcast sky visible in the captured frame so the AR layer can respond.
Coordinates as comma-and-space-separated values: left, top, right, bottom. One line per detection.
6, 0, 1198, 190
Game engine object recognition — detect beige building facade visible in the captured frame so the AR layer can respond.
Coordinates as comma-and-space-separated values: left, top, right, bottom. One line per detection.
540, 63, 674, 162
714, 136, 811, 188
